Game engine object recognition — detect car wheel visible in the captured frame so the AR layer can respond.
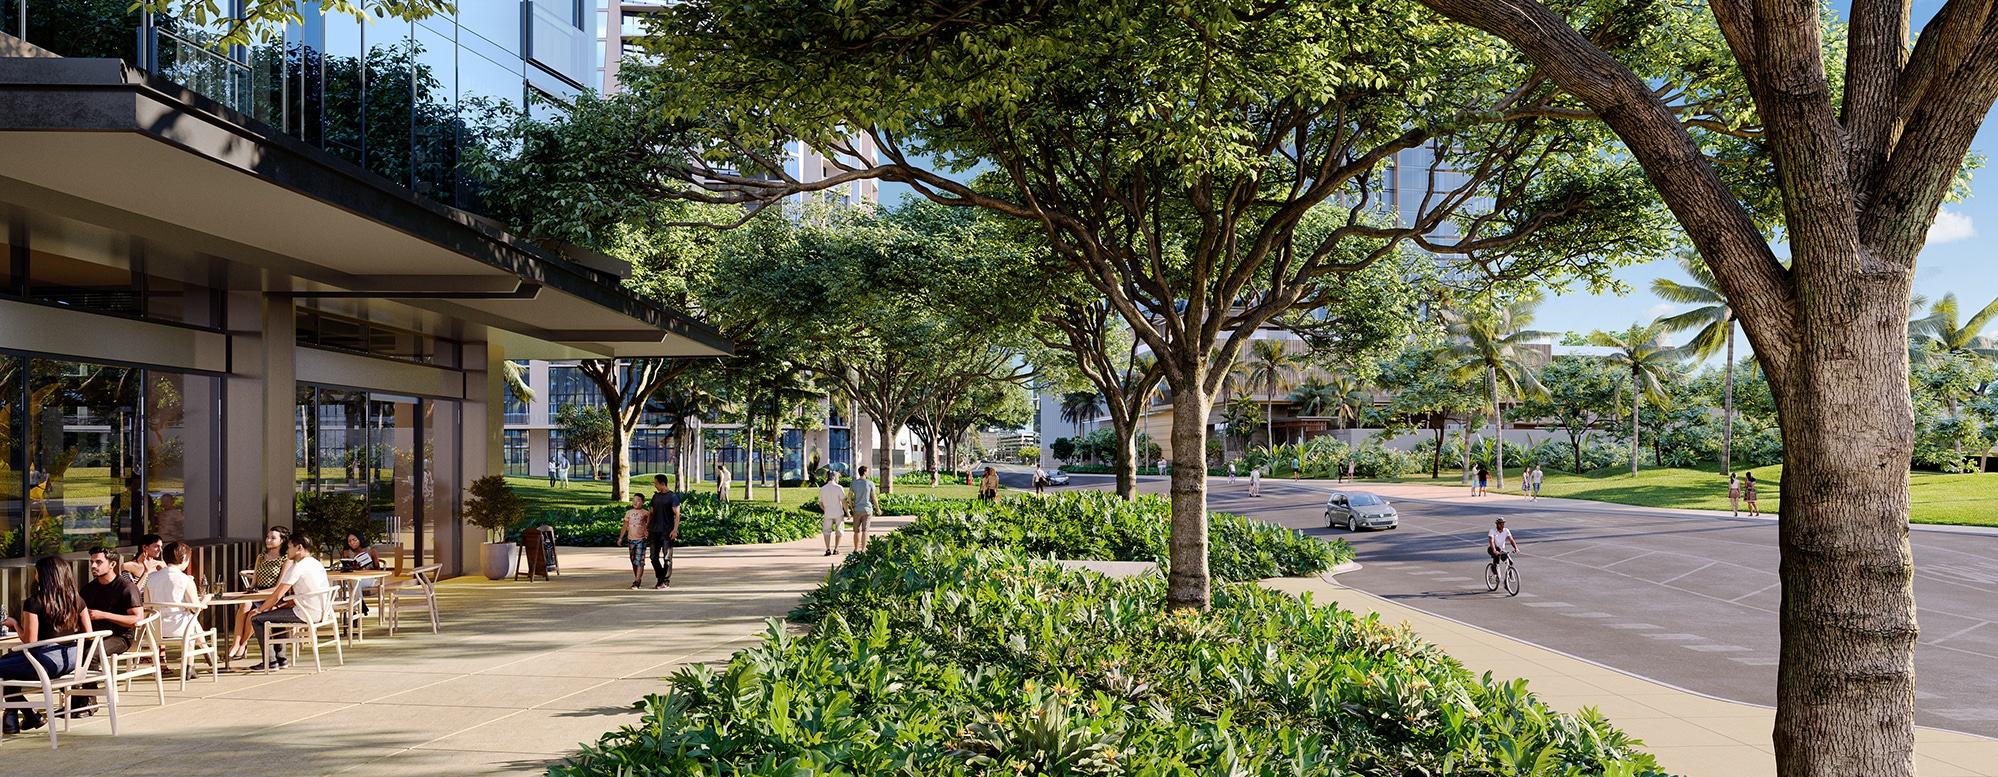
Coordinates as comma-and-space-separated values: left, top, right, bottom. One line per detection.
1349, 516, 1359, 532
1325, 510, 1334, 528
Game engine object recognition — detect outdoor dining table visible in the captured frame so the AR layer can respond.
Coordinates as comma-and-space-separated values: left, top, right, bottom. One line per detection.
206, 590, 265, 671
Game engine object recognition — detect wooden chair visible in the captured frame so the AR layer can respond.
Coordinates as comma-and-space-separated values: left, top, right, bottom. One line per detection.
0, 630, 116, 749
258, 586, 343, 672
386, 565, 442, 636
333, 578, 369, 646
144, 602, 219, 690
85, 612, 166, 708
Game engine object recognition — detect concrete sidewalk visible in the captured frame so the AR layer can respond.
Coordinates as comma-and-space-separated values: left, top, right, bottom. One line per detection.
0, 524, 898, 775
1265, 573, 1998, 777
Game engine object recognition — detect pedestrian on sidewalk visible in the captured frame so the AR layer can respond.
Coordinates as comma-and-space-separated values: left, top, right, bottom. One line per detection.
1228, 461, 1237, 483
1248, 466, 1262, 497
1475, 463, 1488, 496
819, 470, 848, 555
1291, 457, 1301, 480
1742, 472, 1759, 517
1727, 474, 1741, 516
547, 455, 559, 488
1529, 464, 1544, 500
980, 466, 1000, 501
1345, 458, 1356, 483
849, 465, 880, 553
1033, 463, 1047, 495
716, 464, 731, 503
646, 474, 680, 589
557, 456, 571, 489
617, 494, 649, 589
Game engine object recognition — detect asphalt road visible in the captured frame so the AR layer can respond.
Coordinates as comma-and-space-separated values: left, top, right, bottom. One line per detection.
999, 465, 1998, 739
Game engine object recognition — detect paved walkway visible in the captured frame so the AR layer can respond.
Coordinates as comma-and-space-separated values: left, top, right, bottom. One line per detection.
0, 526, 886, 775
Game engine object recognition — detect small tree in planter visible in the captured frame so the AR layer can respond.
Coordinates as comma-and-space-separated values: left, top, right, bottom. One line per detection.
463, 475, 528, 579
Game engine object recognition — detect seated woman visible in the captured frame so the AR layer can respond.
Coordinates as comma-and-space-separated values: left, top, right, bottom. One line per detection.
0, 556, 94, 735
227, 526, 291, 662
121, 534, 166, 585
338, 533, 379, 622
144, 543, 207, 638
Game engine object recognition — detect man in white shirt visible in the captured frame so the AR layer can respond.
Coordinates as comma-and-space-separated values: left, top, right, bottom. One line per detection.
1487, 518, 1518, 563
249, 535, 331, 671
818, 471, 848, 557
1033, 463, 1047, 495
1248, 466, 1262, 497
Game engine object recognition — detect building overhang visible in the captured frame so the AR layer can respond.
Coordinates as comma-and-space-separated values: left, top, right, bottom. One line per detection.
0, 54, 731, 359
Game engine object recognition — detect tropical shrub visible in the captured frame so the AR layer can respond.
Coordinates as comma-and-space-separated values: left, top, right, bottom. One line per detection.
509, 492, 819, 547
553, 539, 1668, 777
879, 491, 1345, 581
894, 470, 972, 486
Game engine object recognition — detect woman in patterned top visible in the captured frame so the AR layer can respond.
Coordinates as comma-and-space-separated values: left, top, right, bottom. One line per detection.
227, 526, 291, 661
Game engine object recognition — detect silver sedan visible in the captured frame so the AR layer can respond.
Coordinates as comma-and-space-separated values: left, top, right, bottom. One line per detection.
1325, 491, 1399, 531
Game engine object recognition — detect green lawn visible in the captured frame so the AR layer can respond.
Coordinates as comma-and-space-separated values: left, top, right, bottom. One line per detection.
1378, 463, 1998, 527
503, 474, 996, 515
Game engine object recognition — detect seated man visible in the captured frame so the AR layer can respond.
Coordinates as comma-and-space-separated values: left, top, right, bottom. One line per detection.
77, 547, 146, 717
246, 535, 331, 671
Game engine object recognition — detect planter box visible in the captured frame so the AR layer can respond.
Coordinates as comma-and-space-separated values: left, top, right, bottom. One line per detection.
481, 542, 518, 580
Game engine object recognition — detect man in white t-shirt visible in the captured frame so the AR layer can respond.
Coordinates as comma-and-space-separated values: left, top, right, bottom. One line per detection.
818, 472, 848, 557
1248, 466, 1262, 497
249, 535, 331, 671
1487, 518, 1518, 563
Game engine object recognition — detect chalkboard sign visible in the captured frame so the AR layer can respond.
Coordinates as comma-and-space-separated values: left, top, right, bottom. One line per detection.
538, 525, 560, 577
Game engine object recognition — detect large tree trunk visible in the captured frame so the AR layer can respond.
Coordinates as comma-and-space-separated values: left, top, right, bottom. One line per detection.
1166, 382, 1214, 610
1722, 324, 1736, 475
770, 395, 782, 503
875, 419, 895, 494
1111, 422, 1139, 500
1431, 414, 1446, 478
610, 421, 631, 502
1768, 285, 1918, 777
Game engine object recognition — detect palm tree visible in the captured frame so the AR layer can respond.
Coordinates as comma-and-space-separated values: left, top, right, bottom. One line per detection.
1241, 339, 1306, 447
1439, 293, 1552, 489
1289, 375, 1338, 417
1908, 293, 1998, 464
1589, 322, 1684, 478
1653, 255, 1742, 473
1328, 374, 1373, 436
502, 360, 534, 405
1059, 392, 1104, 439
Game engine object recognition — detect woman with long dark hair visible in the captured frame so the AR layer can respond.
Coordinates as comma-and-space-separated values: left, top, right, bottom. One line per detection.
1, 556, 94, 734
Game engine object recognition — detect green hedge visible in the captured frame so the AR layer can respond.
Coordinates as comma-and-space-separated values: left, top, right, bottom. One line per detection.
877, 491, 1347, 581
509, 492, 820, 547
552, 538, 1668, 776
893, 470, 973, 486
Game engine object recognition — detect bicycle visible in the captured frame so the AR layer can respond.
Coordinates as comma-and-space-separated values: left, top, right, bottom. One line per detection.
1485, 552, 1520, 596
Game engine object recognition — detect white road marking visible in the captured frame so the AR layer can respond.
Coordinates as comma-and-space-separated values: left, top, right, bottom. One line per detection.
1683, 644, 1751, 652
1730, 657, 1780, 665
1525, 602, 1574, 608
1643, 633, 1704, 640
1608, 623, 1662, 630
1562, 612, 1615, 618
1655, 560, 1718, 586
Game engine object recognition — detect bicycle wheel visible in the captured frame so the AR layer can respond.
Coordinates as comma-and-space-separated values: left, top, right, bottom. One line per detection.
1484, 563, 1500, 591
1502, 563, 1520, 596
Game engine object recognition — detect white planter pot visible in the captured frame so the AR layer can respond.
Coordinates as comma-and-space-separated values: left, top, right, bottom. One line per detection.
481, 542, 518, 580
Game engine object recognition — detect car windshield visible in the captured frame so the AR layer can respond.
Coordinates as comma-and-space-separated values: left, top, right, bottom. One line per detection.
1347, 494, 1385, 506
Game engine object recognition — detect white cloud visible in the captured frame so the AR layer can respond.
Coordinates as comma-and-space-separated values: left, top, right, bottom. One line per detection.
1928, 209, 1977, 244
1644, 303, 1678, 320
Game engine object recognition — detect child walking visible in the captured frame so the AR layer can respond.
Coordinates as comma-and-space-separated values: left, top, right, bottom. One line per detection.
617, 495, 650, 589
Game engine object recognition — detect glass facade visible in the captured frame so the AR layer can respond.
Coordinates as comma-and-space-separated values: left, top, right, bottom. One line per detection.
1, 353, 221, 559
503, 429, 530, 475
296, 310, 454, 365
828, 428, 853, 475
2, 204, 226, 328
294, 386, 457, 565
6, 2, 595, 212
631, 428, 674, 475
547, 366, 602, 410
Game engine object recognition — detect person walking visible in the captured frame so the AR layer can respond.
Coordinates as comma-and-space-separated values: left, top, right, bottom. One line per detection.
1742, 472, 1759, 517
547, 455, 559, 488
556, 456, 571, 489
1291, 457, 1301, 480
818, 471, 848, 556
848, 466, 880, 553
1475, 463, 1489, 497
1345, 458, 1356, 483
1727, 473, 1741, 516
980, 466, 1000, 501
715, 464, 731, 503
1528, 465, 1545, 500
1248, 466, 1262, 497
1227, 461, 1237, 484
1033, 463, 1047, 495
646, 474, 680, 589
617, 495, 649, 589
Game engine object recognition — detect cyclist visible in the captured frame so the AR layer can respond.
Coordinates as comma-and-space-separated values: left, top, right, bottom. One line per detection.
1487, 517, 1518, 567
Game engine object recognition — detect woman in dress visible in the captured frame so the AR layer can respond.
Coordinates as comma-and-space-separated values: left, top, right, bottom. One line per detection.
227, 526, 292, 661
1727, 474, 1741, 516
1742, 472, 1759, 517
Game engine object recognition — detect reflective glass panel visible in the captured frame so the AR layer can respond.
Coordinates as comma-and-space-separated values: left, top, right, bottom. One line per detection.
145, 370, 218, 542
322, 11, 365, 164
0, 356, 21, 558
460, 1, 523, 56
28, 358, 141, 554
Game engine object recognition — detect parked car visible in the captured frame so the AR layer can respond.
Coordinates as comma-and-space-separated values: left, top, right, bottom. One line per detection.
1044, 469, 1071, 486
1325, 491, 1398, 531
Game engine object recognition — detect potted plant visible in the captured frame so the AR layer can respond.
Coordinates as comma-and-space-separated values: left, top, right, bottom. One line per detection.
463, 475, 528, 580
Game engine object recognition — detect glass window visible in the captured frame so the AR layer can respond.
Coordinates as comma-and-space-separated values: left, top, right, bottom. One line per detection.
26, 215, 139, 316
632, 429, 673, 476
0, 356, 21, 558
424, 399, 458, 568
460, 49, 524, 111
548, 366, 602, 410
460, 1, 523, 56
364, 20, 416, 186
322, 11, 366, 165
503, 429, 529, 475
528, 0, 593, 87
144, 370, 218, 543
26, 358, 141, 554
829, 428, 852, 476
412, 24, 459, 204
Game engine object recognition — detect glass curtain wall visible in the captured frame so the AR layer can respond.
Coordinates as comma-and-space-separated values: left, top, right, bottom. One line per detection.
2, 355, 219, 558
828, 428, 853, 476
296, 386, 455, 565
